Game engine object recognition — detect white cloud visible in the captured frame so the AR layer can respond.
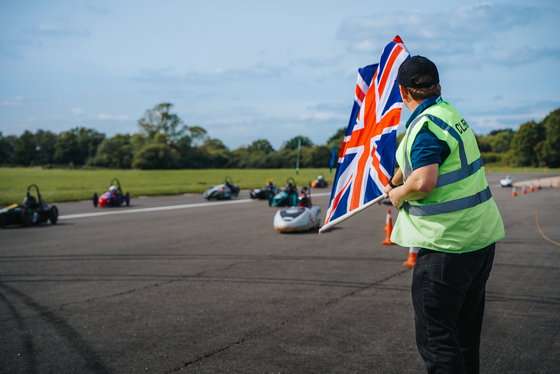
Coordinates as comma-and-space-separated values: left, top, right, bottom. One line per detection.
1, 96, 23, 106
70, 108, 84, 115
336, 3, 556, 66
135, 63, 289, 85
97, 114, 129, 120
300, 112, 346, 121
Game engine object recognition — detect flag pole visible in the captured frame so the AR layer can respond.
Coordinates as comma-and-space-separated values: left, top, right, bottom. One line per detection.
296, 137, 301, 175
319, 194, 387, 234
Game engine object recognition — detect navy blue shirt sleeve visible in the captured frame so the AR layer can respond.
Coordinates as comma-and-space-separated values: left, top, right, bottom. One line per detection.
410, 126, 450, 170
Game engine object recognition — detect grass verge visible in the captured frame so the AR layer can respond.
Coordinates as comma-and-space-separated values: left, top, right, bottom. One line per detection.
0, 168, 334, 206
2, 166, 558, 207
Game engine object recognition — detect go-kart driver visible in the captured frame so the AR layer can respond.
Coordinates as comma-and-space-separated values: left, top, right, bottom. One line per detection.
109, 185, 118, 196
297, 193, 312, 208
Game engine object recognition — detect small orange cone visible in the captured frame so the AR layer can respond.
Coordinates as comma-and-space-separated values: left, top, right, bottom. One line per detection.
557, 178, 560, 186
536, 180, 542, 190
522, 184, 527, 194
382, 211, 395, 245
511, 186, 517, 197
549, 180, 553, 188
403, 247, 418, 267
382, 209, 391, 232
529, 183, 534, 192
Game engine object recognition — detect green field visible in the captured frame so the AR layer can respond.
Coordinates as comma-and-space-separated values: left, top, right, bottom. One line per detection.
0, 168, 336, 206
2, 166, 559, 207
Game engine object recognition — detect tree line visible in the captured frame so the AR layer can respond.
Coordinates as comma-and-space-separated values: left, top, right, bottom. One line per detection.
1, 103, 559, 169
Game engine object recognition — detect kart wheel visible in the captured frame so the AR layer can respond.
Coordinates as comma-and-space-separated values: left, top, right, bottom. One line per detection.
22, 208, 33, 227
93, 193, 98, 207
268, 196, 272, 207
49, 206, 58, 224
126, 192, 130, 206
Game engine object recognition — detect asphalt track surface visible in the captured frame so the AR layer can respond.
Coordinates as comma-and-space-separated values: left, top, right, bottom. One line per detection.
1, 173, 559, 374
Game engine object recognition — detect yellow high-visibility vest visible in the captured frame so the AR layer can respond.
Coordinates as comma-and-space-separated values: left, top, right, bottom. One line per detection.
391, 100, 504, 253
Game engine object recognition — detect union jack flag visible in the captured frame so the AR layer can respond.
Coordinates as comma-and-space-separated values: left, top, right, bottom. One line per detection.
324, 36, 409, 226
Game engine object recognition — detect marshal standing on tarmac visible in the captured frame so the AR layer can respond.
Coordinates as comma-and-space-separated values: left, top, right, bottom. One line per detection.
384, 56, 505, 374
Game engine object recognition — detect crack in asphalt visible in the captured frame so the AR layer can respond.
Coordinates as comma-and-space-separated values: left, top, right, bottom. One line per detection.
164, 268, 411, 373
0, 262, 242, 323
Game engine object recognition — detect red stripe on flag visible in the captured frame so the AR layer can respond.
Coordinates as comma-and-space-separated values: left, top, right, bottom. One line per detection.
326, 177, 353, 223
378, 45, 402, 98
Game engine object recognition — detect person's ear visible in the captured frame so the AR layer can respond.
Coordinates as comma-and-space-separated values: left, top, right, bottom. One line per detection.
399, 85, 408, 101
399, 85, 412, 110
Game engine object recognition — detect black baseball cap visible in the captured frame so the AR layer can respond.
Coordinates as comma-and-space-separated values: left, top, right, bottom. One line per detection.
397, 56, 439, 88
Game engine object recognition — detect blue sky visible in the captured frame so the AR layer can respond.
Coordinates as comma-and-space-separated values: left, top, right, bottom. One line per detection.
1, 0, 559, 150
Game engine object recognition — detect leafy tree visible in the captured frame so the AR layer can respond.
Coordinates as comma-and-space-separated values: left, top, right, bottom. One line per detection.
247, 139, 274, 154
309, 146, 331, 168
54, 131, 81, 165
282, 136, 313, 151
73, 127, 105, 164
201, 138, 228, 151
92, 134, 133, 169
327, 127, 346, 145
131, 133, 148, 154
475, 135, 493, 153
510, 120, 546, 167
188, 126, 208, 147
0, 132, 16, 164
132, 143, 180, 169
33, 130, 57, 165
490, 130, 514, 153
12, 131, 35, 166
154, 132, 171, 145
138, 103, 187, 143
541, 109, 560, 168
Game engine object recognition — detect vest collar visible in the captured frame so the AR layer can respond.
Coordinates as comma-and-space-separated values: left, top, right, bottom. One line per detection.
405, 95, 442, 128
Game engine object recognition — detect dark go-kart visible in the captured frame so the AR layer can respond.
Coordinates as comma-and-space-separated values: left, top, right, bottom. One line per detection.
0, 184, 58, 228
311, 175, 328, 188
204, 176, 240, 200
93, 178, 130, 207
250, 179, 280, 200
269, 177, 298, 207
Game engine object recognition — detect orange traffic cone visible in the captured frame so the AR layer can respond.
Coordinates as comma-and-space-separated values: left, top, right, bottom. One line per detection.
382, 211, 395, 245
536, 180, 542, 190
529, 183, 534, 192
522, 184, 527, 194
549, 180, 553, 188
382, 209, 391, 232
557, 178, 560, 186
403, 247, 418, 267
511, 186, 517, 197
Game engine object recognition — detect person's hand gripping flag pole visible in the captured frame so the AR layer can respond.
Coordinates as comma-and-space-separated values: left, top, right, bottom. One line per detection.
319, 36, 409, 234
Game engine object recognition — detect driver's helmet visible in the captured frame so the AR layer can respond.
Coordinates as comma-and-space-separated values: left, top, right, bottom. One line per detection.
23, 194, 37, 207
318, 175, 323, 180
297, 193, 309, 207
109, 185, 118, 194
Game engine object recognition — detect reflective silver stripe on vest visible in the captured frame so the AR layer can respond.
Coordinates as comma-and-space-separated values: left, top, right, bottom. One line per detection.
403, 113, 482, 189
435, 157, 483, 188
402, 186, 493, 217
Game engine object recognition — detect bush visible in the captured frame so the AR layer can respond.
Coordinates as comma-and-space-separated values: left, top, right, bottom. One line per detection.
480, 152, 503, 165
132, 144, 180, 169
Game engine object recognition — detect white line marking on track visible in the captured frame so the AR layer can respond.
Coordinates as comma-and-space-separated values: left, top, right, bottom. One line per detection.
311, 192, 332, 197
59, 199, 256, 220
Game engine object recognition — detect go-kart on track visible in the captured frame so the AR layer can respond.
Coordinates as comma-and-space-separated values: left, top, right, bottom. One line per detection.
1, 173, 559, 374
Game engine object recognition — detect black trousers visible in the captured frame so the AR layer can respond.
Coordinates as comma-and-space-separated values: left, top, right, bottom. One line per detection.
412, 243, 495, 374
